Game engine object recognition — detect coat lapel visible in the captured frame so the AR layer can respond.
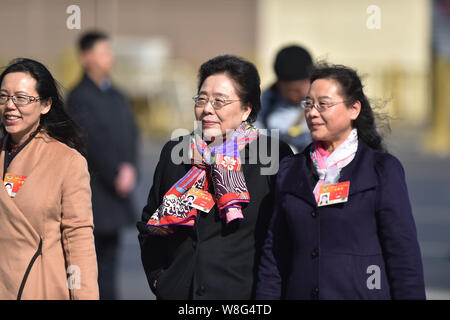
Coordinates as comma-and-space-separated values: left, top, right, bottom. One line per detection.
339, 140, 378, 196
278, 140, 379, 206
0, 138, 41, 242
4, 132, 49, 201
278, 151, 317, 207
0, 132, 49, 238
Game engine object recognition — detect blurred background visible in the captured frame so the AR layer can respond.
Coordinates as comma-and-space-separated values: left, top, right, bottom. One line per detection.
0, 0, 449, 299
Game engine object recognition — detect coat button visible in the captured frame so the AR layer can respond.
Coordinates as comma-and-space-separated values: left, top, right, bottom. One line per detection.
192, 240, 198, 248
311, 248, 319, 258
311, 210, 318, 218
196, 285, 206, 296
312, 287, 319, 298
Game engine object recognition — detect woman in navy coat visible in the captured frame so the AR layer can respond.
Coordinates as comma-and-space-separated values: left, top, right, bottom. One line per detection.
256, 63, 426, 300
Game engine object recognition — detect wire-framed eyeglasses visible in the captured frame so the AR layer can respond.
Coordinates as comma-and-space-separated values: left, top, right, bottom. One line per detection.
192, 94, 241, 110
0, 94, 41, 107
300, 99, 346, 112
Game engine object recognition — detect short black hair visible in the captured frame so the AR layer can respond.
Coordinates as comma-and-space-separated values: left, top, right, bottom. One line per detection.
274, 45, 313, 81
78, 31, 109, 52
197, 55, 261, 123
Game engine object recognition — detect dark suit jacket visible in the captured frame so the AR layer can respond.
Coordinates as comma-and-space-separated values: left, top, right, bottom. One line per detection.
68, 74, 139, 233
137, 134, 293, 300
256, 140, 426, 300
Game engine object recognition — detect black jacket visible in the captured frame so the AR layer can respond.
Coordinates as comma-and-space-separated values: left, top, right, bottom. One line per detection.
137, 134, 293, 300
68, 74, 139, 233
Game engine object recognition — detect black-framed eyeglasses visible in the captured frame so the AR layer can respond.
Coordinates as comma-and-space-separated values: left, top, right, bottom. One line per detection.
0, 94, 41, 107
192, 94, 240, 110
300, 99, 346, 112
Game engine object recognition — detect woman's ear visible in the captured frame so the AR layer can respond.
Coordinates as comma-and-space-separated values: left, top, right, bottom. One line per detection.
349, 100, 361, 120
40, 98, 52, 115
241, 104, 252, 122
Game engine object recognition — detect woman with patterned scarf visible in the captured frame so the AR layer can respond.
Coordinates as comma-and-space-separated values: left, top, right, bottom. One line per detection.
137, 55, 293, 299
256, 63, 426, 300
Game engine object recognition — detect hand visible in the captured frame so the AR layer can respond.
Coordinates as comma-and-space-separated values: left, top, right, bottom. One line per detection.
114, 162, 137, 198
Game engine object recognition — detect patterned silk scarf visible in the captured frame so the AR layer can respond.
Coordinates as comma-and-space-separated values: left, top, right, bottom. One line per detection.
310, 128, 358, 203
146, 122, 259, 236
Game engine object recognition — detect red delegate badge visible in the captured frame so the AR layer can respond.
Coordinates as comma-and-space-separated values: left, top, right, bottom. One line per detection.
318, 181, 350, 207
181, 187, 215, 213
4, 173, 27, 198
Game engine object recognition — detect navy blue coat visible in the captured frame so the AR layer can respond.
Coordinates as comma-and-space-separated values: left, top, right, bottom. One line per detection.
256, 140, 426, 300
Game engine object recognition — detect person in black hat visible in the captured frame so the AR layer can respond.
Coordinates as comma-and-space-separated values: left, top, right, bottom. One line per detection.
255, 45, 313, 153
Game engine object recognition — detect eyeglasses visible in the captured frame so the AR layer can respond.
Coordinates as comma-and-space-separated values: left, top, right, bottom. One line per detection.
300, 99, 346, 112
0, 94, 41, 107
192, 94, 240, 110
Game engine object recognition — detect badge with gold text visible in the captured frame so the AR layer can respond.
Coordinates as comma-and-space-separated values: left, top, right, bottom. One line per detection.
318, 181, 350, 207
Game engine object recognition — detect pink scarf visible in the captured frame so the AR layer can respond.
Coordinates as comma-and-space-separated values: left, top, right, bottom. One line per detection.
310, 129, 358, 202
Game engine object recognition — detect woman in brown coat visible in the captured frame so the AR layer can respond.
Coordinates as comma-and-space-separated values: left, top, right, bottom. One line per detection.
0, 58, 98, 299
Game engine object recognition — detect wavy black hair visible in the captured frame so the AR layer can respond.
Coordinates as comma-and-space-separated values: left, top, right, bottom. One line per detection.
0, 58, 87, 157
197, 55, 261, 123
310, 63, 390, 152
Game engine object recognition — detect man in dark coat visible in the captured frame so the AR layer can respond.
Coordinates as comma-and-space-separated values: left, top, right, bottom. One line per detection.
67, 31, 139, 300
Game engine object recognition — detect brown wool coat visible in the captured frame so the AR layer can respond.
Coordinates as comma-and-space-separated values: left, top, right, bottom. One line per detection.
0, 131, 99, 300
